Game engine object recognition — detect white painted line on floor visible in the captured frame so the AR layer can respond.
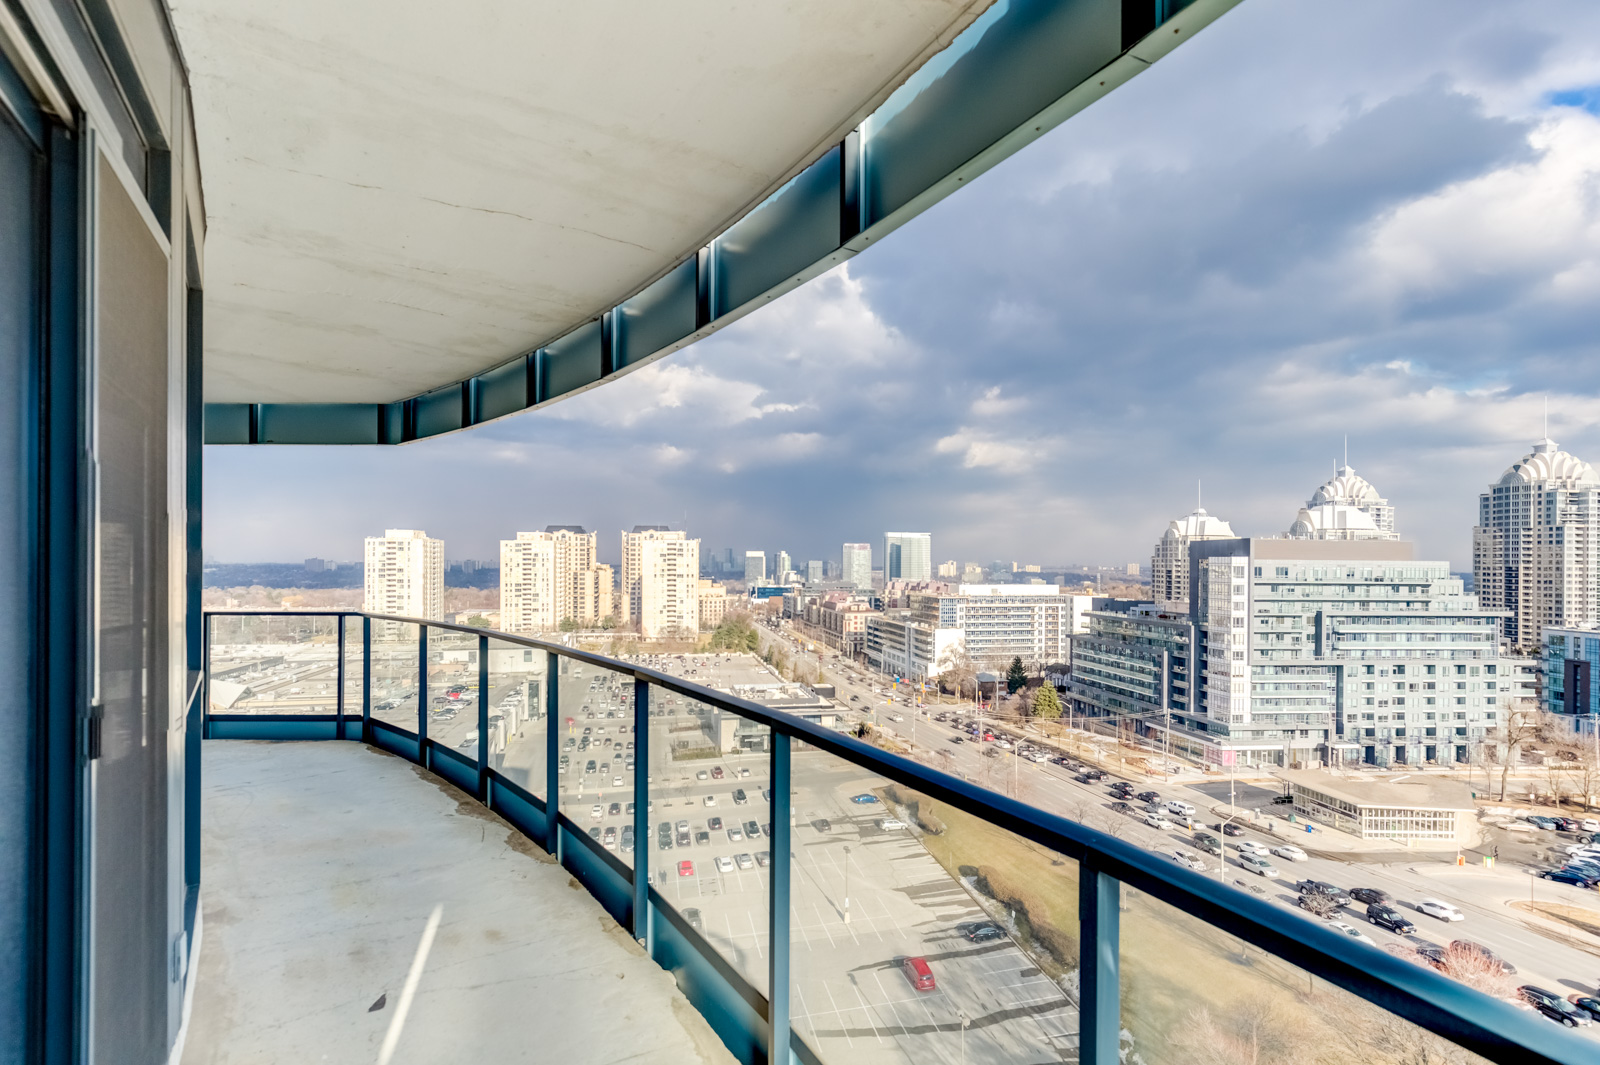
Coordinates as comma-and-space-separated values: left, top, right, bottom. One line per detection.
376, 903, 442, 1065
746, 911, 765, 960
820, 981, 856, 1048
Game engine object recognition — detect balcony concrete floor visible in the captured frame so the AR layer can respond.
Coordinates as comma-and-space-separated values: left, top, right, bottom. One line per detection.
184, 741, 736, 1065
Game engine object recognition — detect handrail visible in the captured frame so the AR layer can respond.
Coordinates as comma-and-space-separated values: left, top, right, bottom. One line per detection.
201, 609, 1590, 1065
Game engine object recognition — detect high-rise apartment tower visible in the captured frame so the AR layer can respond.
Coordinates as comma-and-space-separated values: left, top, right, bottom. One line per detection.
499, 526, 613, 633
623, 527, 701, 638
1474, 438, 1600, 650
364, 529, 445, 632
843, 543, 872, 590
884, 532, 932, 581
1151, 508, 1234, 608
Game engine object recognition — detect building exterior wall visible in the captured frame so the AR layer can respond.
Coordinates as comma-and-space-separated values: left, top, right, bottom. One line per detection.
365, 530, 445, 630
744, 550, 766, 583
1473, 440, 1600, 652
697, 579, 729, 630
884, 532, 931, 581
843, 543, 872, 589
622, 527, 700, 638
1543, 626, 1600, 734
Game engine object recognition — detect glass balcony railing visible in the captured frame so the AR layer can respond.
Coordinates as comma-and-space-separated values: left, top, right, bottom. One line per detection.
202, 610, 1588, 1065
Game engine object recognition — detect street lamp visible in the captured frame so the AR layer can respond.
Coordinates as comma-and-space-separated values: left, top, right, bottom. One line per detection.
843, 844, 852, 923
959, 1010, 968, 1064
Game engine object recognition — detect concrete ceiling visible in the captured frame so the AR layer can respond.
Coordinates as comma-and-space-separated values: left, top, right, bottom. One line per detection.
171, 0, 997, 403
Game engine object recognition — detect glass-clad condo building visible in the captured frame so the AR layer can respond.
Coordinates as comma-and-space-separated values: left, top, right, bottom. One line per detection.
1070, 538, 1534, 769
0, 1, 1584, 1063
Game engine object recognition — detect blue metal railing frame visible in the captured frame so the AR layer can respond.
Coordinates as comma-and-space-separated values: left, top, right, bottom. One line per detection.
198, 610, 1590, 1065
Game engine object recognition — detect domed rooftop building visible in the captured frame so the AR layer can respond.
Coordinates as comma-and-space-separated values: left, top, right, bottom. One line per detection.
1474, 438, 1600, 651
1302, 464, 1396, 538
1152, 507, 1236, 608
1286, 502, 1386, 541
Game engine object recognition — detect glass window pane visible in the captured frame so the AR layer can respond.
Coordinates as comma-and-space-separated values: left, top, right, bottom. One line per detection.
789, 747, 1080, 1062
647, 676, 771, 994
206, 614, 340, 715
425, 627, 480, 755
560, 657, 636, 866
370, 622, 420, 732
1121, 887, 1500, 1065
488, 637, 547, 800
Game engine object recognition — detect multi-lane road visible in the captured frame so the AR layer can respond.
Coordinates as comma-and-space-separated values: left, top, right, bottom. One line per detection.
757, 618, 1600, 1027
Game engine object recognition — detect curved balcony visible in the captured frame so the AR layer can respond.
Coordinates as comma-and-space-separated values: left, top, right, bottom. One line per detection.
196, 611, 1589, 1065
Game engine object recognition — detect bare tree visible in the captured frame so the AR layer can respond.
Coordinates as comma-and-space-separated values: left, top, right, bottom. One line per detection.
1486, 707, 1559, 802
1296, 893, 1343, 919
1167, 1002, 1314, 1065
935, 642, 977, 701
1436, 942, 1516, 999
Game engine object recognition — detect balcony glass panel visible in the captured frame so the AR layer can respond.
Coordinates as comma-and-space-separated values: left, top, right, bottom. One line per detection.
207, 614, 340, 715
648, 682, 770, 994
1120, 887, 1499, 1065
789, 749, 1081, 1063
425, 627, 480, 755
370, 622, 420, 732
561, 657, 635, 866
487, 638, 547, 800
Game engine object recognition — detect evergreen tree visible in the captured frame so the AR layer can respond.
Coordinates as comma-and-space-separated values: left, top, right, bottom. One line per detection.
1005, 656, 1028, 694
1032, 683, 1062, 721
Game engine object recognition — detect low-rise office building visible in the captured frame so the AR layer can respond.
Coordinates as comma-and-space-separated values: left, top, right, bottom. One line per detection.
1281, 770, 1479, 846
1542, 625, 1600, 735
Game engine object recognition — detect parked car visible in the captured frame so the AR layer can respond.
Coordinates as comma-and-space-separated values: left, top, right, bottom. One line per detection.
694, 831, 710, 846
901, 956, 937, 991
732, 789, 748, 804
711, 766, 724, 779
957, 920, 1004, 943
714, 855, 734, 873
850, 793, 879, 804
755, 850, 770, 867
1349, 887, 1391, 905
813, 818, 832, 833
1520, 986, 1592, 1027
677, 860, 695, 877
1542, 868, 1599, 887
1366, 905, 1415, 935
1415, 898, 1465, 922
878, 818, 906, 830
683, 907, 703, 931
734, 852, 754, 870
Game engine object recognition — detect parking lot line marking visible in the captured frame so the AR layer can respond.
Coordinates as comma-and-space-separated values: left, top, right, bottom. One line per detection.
820, 981, 856, 1048
810, 902, 837, 949
847, 977, 887, 1044
746, 910, 764, 960
869, 969, 912, 1038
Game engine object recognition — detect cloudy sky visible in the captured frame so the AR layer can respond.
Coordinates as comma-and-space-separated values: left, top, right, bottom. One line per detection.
205, 0, 1600, 572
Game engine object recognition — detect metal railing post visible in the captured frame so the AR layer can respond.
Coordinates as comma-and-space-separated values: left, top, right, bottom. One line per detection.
1078, 864, 1121, 1065
417, 624, 429, 765
547, 650, 561, 861
336, 614, 346, 736
768, 732, 792, 1065
362, 616, 372, 743
477, 633, 490, 800
201, 613, 212, 739
632, 679, 650, 945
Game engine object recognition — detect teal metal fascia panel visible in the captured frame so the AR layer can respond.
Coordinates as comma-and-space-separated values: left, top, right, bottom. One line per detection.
204, 402, 251, 443
413, 384, 464, 439
616, 258, 697, 371
476, 355, 532, 422
216, 0, 1242, 444
861, 0, 1121, 226
256, 403, 379, 444
713, 145, 842, 318
541, 319, 603, 401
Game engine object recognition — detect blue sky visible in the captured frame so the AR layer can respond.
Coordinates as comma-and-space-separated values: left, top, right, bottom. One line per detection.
206, 1, 1600, 571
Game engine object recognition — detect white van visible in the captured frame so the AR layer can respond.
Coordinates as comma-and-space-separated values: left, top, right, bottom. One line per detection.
1166, 800, 1196, 818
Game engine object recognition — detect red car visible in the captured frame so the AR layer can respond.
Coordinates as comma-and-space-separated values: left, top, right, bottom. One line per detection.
901, 956, 936, 991
711, 766, 724, 779
677, 860, 695, 877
